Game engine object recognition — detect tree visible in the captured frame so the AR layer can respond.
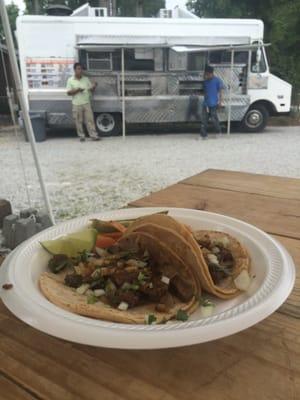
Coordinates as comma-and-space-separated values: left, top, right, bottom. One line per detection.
24, 1, 87, 14
187, 0, 300, 92
24, 0, 165, 16
0, 2, 19, 40
117, 0, 165, 17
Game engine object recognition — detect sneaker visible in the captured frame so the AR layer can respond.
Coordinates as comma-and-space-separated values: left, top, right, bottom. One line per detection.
79, 137, 86, 142
91, 136, 101, 141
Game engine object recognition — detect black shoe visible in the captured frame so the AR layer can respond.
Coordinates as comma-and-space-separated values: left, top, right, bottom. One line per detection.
80, 137, 86, 142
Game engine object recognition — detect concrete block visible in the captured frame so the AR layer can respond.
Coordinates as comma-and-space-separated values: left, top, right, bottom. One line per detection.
0, 199, 12, 228
20, 208, 38, 219
36, 212, 53, 229
15, 218, 37, 247
2, 214, 18, 249
36, 223, 43, 232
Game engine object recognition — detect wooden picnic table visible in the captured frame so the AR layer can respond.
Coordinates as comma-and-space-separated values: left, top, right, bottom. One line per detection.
0, 169, 299, 400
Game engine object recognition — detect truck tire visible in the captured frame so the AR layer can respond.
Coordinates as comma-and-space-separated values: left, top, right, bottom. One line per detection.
95, 113, 122, 137
240, 104, 269, 133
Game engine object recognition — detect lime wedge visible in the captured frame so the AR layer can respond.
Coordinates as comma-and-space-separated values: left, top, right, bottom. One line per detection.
41, 228, 97, 258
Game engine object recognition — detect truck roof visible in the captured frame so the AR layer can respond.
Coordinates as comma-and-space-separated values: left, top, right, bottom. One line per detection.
17, 15, 264, 46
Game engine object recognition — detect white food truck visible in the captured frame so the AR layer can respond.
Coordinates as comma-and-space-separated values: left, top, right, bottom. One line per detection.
16, 3, 292, 136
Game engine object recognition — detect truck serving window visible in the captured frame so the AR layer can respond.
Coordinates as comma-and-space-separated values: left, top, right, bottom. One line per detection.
125, 49, 154, 71
187, 52, 206, 71
168, 49, 187, 71
87, 52, 112, 71
209, 51, 248, 65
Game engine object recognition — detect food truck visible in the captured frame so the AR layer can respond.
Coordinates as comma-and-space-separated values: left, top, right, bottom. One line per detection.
16, 3, 292, 136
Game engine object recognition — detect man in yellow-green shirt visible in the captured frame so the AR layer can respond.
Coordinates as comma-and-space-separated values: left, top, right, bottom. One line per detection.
66, 62, 100, 142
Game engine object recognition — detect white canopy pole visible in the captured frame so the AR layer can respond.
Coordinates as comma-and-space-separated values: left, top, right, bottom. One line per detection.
0, 0, 55, 224
121, 47, 126, 140
227, 49, 234, 135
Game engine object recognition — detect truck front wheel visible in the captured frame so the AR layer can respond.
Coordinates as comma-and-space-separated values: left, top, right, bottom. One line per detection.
95, 113, 121, 137
240, 104, 269, 133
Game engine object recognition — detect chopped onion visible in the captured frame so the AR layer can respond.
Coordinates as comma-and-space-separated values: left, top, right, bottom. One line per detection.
207, 253, 219, 265
126, 259, 139, 267
136, 260, 147, 268
74, 265, 82, 275
212, 246, 220, 254
91, 269, 101, 278
118, 301, 129, 311
161, 276, 170, 285
121, 282, 131, 291
76, 283, 90, 295
201, 305, 215, 318
95, 247, 108, 257
234, 270, 251, 291
94, 289, 105, 297
217, 236, 230, 248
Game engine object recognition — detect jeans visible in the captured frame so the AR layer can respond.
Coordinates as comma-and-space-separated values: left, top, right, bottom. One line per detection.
200, 105, 222, 137
186, 95, 201, 121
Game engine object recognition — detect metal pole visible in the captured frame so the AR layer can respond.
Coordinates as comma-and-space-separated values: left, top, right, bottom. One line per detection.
0, 0, 55, 224
227, 49, 234, 135
121, 47, 126, 140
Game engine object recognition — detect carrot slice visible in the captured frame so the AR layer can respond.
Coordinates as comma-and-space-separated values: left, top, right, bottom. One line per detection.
95, 235, 116, 249
103, 232, 123, 240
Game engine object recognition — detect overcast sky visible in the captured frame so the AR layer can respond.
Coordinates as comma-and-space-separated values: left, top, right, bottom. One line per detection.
5, 0, 188, 13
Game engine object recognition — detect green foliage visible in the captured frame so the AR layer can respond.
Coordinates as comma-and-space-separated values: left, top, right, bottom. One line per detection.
24, 0, 165, 16
187, 0, 300, 94
0, 2, 19, 39
24, 1, 89, 14
117, 0, 165, 17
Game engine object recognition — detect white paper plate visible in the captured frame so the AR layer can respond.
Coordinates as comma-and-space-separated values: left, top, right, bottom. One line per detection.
0, 208, 295, 349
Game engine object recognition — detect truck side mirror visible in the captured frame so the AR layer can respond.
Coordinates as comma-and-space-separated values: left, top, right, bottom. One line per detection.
256, 48, 262, 73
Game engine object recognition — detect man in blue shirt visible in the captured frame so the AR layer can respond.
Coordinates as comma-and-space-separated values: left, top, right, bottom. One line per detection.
200, 65, 225, 139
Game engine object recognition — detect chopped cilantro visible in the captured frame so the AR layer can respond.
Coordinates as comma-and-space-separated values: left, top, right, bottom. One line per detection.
145, 314, 157, 325
130, 283, 140, 291
87, 294, 98, 304
176, 309, 189, 321
138, 272, 145, 282
76, 249, 89, 263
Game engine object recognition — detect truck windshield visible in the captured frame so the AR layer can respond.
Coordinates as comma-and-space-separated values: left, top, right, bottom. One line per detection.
251, 50, 267, 73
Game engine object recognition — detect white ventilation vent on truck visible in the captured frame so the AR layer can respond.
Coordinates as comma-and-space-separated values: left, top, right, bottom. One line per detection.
89, 7, 108, 17
159, 9, 173, 18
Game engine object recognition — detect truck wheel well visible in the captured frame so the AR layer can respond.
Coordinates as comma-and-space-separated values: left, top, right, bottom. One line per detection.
250, 100, 277, 116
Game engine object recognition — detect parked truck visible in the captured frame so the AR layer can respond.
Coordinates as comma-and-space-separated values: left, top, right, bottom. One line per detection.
16, 3, 292, 136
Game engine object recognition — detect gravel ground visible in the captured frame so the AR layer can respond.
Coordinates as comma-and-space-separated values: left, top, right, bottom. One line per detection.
0, 125, 299, 222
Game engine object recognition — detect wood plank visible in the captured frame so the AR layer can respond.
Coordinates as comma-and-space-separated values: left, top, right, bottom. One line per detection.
0, 375, 36, 400
129, 183, 300, 239
0, 311, 175, 400
272, 235, 300, 318
181, 169, 300, 201
80, 313, 300, 400
0, 307, 299, 400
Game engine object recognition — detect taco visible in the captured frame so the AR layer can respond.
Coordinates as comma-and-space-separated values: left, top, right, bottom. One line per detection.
125, 222, 202, 295
126, 213, 250, 299
192, 230, 251, 299
39, 231, 198, 324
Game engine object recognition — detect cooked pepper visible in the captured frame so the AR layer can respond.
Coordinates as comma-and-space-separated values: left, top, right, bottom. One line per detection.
48, 254, 72, 274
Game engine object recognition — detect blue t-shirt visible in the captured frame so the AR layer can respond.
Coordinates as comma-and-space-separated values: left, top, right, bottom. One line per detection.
203, 76, 224, 107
